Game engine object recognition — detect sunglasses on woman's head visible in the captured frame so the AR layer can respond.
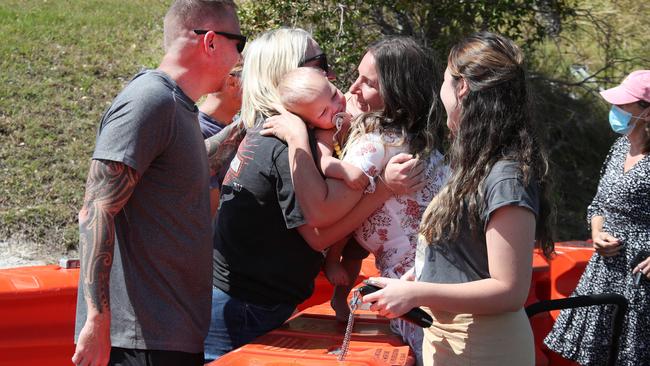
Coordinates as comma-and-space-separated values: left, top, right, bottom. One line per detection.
193, 29, 247, 53
300, 53, 329, 74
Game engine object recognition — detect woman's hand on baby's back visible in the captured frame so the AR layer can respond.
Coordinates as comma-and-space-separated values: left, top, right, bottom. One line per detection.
382, 154, 426, 195
261, 104, 308, 143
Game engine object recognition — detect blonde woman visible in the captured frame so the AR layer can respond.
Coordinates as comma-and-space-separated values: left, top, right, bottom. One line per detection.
204, 28, 421, 361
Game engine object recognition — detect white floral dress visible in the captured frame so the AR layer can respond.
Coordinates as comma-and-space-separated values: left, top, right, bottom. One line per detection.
343, 131, 449, 363
344, 131, 448, 279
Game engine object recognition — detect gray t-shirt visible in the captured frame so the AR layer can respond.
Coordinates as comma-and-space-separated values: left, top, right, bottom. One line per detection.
415, 160, 540, 284
75, 70, 212, 353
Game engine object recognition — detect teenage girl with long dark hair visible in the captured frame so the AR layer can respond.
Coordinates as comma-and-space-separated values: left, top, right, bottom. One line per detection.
362, 31, 553, 366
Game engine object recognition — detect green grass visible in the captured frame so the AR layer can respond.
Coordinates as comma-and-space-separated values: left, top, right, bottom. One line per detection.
0, 0, 168, 252
0, 0, 646, 256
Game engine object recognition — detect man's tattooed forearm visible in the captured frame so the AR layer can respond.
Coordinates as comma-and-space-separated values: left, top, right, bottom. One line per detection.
79, 160, 138, 313
205, 119, 246, 176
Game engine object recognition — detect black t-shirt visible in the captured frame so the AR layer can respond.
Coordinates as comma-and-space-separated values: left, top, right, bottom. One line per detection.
213, 125, 324, 306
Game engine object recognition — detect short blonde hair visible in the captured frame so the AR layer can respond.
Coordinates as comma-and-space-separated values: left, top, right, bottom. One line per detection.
240, 28, 312, 127
163, 0, 236, 50
278, 67, 326, 112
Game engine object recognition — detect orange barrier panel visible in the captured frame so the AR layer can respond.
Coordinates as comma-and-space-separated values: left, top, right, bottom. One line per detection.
527, 250, 552, 366
539, 241, 593, 366
549, 241, 594, 318
0, 265, 79, 366
0, 248, 590, 366
209, 300, 413, 366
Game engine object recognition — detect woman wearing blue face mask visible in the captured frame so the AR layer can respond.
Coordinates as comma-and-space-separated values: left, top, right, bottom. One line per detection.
544, 70, 650, 366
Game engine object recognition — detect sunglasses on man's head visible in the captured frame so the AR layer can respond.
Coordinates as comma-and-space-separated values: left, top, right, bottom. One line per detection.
193, 29, 247, 53
300, 53, 329, 74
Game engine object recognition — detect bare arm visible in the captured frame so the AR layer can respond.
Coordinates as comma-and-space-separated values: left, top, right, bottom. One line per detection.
296, 181, 393, 251
315, 129, 347, 181
72, 160, 139, 366
320, 156, 370, 191
263, 111, 363, 227
293, 128, 367, 226
295, 152, 424, 252
363, 205, 536, 316
591, 215, 605, 234
205, 118, 246, 181
315, 128, 336, 170
262, 110, 424, 227
315, 129, 358, 184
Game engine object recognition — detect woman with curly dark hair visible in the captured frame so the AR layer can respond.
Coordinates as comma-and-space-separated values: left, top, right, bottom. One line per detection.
361, 31, 553, 365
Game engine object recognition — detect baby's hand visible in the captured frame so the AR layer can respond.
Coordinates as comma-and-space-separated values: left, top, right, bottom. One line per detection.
261, 104, 308, 143
325, 262, 350, 286
342, 167, 369, 191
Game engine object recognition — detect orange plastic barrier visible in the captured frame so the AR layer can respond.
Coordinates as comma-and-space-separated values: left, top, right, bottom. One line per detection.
0, 265, 79, 366
527, 250, 552, 366
0, 247, 591, 366
549, 241, 594, 317
209, 300, 413, 366
538, 241, 593, 366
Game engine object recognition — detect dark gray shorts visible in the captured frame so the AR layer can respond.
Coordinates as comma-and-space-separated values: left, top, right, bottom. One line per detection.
109, 347, 203, 366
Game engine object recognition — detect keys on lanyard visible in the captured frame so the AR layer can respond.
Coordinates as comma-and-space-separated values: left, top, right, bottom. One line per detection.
336, 289, 360, 361
327, 289, 361, 361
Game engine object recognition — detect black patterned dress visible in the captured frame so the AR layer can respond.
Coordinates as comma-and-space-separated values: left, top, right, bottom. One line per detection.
544, 137, 650, 365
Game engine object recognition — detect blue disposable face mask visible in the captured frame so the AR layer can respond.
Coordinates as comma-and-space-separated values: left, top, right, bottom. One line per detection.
609, 105, 639, 135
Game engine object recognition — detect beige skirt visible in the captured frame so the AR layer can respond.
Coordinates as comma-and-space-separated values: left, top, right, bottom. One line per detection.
422, 307, 534, 366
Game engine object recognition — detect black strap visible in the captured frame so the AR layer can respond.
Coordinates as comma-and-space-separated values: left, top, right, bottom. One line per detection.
526, 293, 628, 366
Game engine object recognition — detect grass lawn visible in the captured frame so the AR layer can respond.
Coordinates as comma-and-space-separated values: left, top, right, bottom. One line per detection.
0, 0, 168, 254
1, 0, 645, 261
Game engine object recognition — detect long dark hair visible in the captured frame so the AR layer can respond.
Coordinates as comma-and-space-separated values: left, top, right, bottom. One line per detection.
346, 36, 443, 157
420, 31, 554, 257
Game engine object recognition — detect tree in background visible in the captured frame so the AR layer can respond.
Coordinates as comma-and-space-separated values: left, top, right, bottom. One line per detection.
1, 1, 646, 254
238, 0, 647, 240
239, 0, 577, 86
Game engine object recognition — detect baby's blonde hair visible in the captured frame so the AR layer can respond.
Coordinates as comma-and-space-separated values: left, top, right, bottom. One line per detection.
278, 67, 327, 113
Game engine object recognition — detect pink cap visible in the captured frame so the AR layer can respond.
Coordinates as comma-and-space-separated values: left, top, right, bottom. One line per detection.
600, 70, 650, 105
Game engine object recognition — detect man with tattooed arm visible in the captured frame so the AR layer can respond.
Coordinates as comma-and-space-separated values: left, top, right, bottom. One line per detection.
72, 1, 243, 365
